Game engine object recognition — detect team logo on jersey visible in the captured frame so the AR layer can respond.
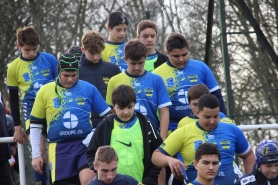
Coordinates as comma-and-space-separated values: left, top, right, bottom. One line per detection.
63, 111, 78, 129
103, 77, 110, 85
144, 88, 153, 97
166, 77, 174, 87
118, 149, 134, 166
42, 69, 50, 76
53, 98, 61, 108
177, 89, 189, 104
194, 140, 203, 150
220, 140, 230, 150
188, 74, 198, 83
76, 97, 85, 106
22, 72, 30, 82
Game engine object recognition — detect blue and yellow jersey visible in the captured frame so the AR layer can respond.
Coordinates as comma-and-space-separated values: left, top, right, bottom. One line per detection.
102, 41, 127, 72
111, 116, 144, 182
153, 59, 220, 130
158, 121, 250, 184
7, 52, 57, 121
30, 80, 111, 142
177, 112, 228, 129
106, 71, 172, 130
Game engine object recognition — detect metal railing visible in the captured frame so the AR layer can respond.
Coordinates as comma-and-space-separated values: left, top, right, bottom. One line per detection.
238, 124, 278, 131
0, 124, 278, 185
0, 137, 26, 185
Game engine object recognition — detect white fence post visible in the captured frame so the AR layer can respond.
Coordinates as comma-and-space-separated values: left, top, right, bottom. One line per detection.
0, 137, 26, 185
238, 124, 278, 131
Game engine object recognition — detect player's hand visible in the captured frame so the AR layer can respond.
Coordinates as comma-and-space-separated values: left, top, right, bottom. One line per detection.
167, 157, 186, 176
14, 126, 26, 144
32, 156, 43, 175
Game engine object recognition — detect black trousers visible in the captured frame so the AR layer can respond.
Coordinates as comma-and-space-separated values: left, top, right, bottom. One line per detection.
0, 161, 13, 185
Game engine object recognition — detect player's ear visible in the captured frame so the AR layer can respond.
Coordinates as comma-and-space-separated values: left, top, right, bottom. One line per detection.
17, 43, 21, 49
81, 47, 85, 54
193, 160, 198, 170
196, 109, 200, 118
93, 162, 98, 170
107, 25, 112, 32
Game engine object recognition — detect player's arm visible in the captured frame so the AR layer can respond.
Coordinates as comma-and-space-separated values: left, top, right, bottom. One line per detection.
86, 122, 105, 170
30, 119, 44, 175
105, 77, 114, 106
152, 128, 186, 176
158, 106, 169, 140
210, 89, 226, 116
9, 89, 26, 144
238, 148, 255, 174
156, 75, 172, 140
151, 149, 185, 176
234, 125, 255, 174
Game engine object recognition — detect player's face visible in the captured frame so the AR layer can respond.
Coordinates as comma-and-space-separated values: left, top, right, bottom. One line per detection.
113, 103, 135, 122
194, 154, 220, 181
82, 48, 101, 63
108, 24, 128, 42
196, 107, 220, 131
59, 71, 78, 88
125, 57, 146, 76
189, 98, 199, 116
166, 47, 189, 69
18, 44, 39, 60
94, 160, 118, 184
260, 162, 278, 179
137, 28, 157, 51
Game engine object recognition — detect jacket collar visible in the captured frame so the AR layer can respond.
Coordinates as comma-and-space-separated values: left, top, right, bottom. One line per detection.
80, 53, 102, 66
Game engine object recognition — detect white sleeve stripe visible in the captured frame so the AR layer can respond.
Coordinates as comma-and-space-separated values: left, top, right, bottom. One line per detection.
209, 86, 220, 93
148, 121, 157, 139
236, 144, 251, 156
158, 102, 172, 109
99, 107, 111, 116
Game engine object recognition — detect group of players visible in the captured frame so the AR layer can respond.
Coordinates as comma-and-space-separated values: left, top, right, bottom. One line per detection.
1, 10, 278, 185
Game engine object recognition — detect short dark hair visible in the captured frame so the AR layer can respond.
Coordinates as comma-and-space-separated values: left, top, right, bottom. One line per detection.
107, 11, 128, 29
124, 39, 147, 61
16, 26, 40, 46
165, 32, 189, 53
137, 20, 158, 36
195, 143, 221, 162
95, 146, 118, 165
188, 84, 210, 103
112, 85, 136, 107
68, 46, 82, 60
197, 94, 220, 111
